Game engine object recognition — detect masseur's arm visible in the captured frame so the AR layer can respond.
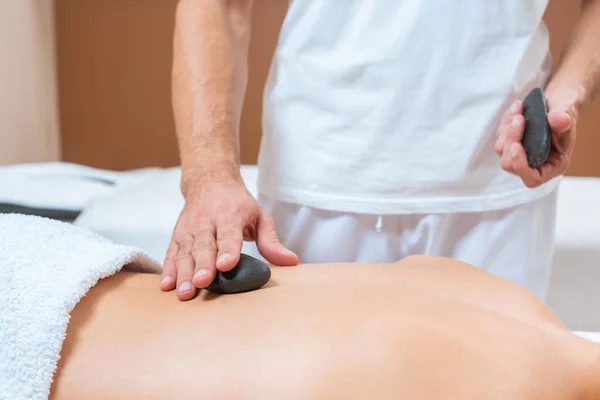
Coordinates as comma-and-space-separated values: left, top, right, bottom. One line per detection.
166, 0, 298, 301
496, 0, 600, 187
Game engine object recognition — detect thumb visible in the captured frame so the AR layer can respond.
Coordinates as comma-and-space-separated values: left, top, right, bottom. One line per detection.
256, 211, 299, 266
547, 110, 572, 134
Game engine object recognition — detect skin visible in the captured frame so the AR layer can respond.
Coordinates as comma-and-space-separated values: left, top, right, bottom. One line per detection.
496, 0, 600, 187
168, 0, 600, 300
166, 0, 298, 301
50, 256, 600, 399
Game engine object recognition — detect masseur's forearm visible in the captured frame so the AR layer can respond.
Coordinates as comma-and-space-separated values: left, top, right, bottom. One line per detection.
172, 0, 253, 197
545, 0, 600, 114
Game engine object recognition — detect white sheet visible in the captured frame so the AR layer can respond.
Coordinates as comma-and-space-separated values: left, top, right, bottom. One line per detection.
574, 332, 600, 344
0, 162, 158, 212
546, 177, 600, 332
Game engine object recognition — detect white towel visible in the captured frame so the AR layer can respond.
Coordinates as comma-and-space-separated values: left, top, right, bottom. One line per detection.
0, 213, 161, 400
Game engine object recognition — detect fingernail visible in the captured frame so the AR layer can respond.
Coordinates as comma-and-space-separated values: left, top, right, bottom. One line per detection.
193, 269, 209, 280
510, 143, 519, 158
510, 102, 518, 113
512, 115, 520, 126
283, 248, 297, 257
178, 281, 194, 293
160, 275, 173, 286
217, 253, 230, 266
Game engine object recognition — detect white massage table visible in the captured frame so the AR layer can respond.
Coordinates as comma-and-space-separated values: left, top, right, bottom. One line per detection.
0, 162, 160, 220
546, 177, 600, 332
1, 163, 598, 333
576, 332, 600, 343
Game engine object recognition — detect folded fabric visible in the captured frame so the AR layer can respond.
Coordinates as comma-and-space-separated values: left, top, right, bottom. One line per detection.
0, 213, 161, 400
0, 162, 159, 219
74, 165, 260, 261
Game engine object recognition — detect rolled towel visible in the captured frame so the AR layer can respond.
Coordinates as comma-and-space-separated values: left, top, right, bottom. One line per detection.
0, 162, 160, 221
0, 213, 161, 400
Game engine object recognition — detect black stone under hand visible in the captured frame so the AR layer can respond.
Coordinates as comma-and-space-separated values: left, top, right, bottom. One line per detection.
521, 87, 552, 169
206, 254, 271, 294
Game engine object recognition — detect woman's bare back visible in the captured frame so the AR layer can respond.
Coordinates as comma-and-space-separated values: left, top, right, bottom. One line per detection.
50, 256, 599, 399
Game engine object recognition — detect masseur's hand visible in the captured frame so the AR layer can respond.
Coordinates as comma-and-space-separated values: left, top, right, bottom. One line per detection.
495, 92, 577, 188
161, 181, 299, 300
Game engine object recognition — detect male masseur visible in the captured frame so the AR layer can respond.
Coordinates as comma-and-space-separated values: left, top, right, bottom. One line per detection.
162, 0, 600, 301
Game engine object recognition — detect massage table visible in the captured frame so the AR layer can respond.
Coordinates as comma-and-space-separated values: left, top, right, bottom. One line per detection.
546, 177, 600, 332
576, 332, 600, 343
1, 163, 598, 332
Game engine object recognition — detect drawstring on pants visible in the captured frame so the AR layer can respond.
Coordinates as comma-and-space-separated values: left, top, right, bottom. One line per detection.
375, 215, 383, 233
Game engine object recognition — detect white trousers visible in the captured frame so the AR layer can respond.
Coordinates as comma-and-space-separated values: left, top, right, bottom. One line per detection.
248, 190, 558, 301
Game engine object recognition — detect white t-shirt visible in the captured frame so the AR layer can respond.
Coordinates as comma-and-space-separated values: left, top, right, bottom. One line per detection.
258, 0, 560, 215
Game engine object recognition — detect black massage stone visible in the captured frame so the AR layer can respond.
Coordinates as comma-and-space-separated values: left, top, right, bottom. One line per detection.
206, 254, 271, 294
522, 87, 552, 169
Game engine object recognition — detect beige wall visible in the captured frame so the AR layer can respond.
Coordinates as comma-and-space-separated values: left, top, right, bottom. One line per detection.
0, 0, 60, 164
55, 0, 287, 170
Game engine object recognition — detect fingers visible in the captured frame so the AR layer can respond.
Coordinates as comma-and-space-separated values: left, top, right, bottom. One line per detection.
191, 228, 218, 289
495, 100, 524, 156
215, 217, 244, 272
500, 138, 567, 188
497, 100, 544, 187
547, 110, 572, 134
166, 222, 224, 297
495, 100, 522, 151
500, 141, 542, 188
161, 240, 178, 291
164, 189, 295, 300
175, 233, 199, 301
497, 98, 573, 188
256, 210, 299, 266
